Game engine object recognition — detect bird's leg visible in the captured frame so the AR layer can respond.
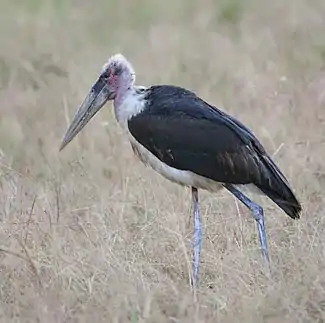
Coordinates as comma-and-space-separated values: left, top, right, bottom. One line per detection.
191, 186, 202, 287
224, 184, 270, 264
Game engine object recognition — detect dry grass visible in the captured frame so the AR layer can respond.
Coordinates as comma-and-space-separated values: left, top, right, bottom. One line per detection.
1, 0, 325, 321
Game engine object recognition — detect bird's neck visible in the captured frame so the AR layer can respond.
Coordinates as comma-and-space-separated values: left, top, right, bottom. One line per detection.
114, 75, 134, 105
114, 85, 131, 107
113, 86, 146, 125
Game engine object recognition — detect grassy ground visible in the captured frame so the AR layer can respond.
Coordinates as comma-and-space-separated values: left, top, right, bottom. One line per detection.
1, 0, 325, 321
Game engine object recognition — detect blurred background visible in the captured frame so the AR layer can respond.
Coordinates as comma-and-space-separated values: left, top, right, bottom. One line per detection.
1, 0, 325, 322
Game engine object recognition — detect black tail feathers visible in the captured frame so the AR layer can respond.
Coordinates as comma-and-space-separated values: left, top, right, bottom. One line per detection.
258, 155, 302, 219
258, 185, 301, 219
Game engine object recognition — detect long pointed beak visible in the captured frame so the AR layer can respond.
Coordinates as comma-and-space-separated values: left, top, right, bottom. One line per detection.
59, 77, 113, 151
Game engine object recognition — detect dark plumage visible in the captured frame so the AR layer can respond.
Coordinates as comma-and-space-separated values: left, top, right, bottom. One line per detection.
128, 85, 301, 219
60, 54, 302, 286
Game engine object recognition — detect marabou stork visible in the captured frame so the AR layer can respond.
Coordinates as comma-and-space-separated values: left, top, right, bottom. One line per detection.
60, 53, 301, 286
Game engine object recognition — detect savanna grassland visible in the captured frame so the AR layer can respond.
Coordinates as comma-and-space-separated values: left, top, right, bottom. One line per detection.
1, 0, 325, 322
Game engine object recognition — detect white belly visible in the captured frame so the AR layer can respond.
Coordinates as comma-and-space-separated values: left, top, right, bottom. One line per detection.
128, 134, 223, 192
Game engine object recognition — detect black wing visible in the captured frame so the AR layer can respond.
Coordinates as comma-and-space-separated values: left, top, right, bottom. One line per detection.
129, 85, 268, 184
128, 85, 301, 218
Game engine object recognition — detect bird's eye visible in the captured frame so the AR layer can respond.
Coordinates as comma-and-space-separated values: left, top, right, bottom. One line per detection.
102, 70, 110, 80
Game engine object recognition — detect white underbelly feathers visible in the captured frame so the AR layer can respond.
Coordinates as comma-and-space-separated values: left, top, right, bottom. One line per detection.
128, 134, 223, 192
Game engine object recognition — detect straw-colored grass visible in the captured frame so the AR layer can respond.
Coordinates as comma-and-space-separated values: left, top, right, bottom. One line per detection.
1, 0, 325, 321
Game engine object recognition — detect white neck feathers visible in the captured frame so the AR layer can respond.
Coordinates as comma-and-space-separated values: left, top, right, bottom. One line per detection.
113, 87, 147, 125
